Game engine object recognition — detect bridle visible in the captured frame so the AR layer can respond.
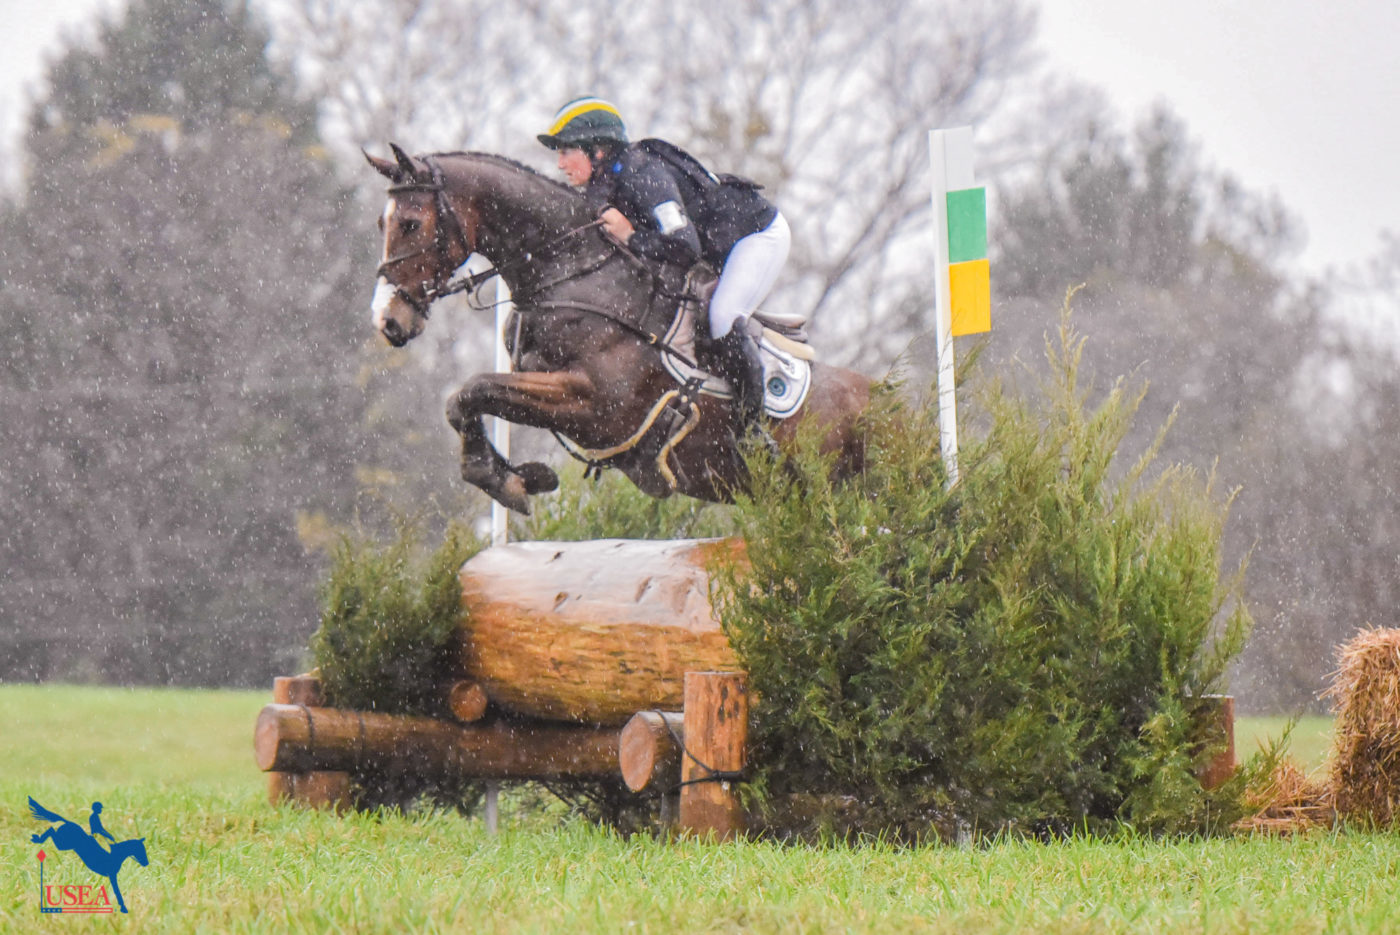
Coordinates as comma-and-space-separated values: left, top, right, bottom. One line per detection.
375, 157, 477, 318
375, 155, 611, 320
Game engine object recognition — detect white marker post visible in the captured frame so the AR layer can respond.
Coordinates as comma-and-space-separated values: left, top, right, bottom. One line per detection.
484, 272, 512, 835
489, 273, 512, 550
928, 127, 976, 489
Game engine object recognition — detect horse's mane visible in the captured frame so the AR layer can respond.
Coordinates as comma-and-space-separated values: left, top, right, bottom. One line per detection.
429, 150, 581, 199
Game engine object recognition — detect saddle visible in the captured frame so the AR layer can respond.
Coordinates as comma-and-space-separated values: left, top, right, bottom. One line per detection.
653, 265, 815, 420
559, 262, 816, 490
677, 265, 815, 365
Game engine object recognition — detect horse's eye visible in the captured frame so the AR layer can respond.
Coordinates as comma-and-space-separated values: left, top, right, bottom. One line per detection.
401, 219, 421, 235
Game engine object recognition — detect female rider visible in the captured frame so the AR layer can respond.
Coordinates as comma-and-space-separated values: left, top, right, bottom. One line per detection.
538, 96, 790, 436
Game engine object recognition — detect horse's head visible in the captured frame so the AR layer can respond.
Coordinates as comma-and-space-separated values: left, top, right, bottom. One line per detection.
364, 143, 473, 346
115, 837, 149, 867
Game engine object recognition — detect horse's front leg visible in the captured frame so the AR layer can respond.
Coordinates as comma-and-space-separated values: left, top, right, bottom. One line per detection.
108, 874, 128, 913
31, 829, 53, 844
446, 370, 597, 514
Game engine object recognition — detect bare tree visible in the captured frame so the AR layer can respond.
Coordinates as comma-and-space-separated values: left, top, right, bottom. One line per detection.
1232, 237, 1400, 710
262, 0, 1046, 371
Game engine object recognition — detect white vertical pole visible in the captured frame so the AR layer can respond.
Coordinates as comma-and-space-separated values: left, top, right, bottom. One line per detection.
929, 128, 975, 489
485, 272, 512, 835
489, 274, 512, 550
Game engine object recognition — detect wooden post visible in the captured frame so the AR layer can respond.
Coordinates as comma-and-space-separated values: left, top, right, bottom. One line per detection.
619, 710, 684, 792
1198, 694, 1236, 790
266, 674, 351, 811
679, 672, 747, 841
267, 677, 303, 805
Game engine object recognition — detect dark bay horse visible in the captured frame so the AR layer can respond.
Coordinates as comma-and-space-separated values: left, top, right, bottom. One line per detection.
365, 145, 869, 514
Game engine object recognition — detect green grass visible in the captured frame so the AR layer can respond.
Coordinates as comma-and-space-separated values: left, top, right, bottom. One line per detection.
1236, 715, 1334, 776
0, 684, 261, 788
0, 685, 1389, 934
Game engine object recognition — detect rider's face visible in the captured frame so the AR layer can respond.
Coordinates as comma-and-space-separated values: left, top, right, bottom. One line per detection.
557, 146, 593, 186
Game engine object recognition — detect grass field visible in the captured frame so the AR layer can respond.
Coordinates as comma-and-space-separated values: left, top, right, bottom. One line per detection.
0, 684, 1391, 934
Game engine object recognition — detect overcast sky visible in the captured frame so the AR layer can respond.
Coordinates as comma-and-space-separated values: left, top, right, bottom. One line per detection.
4, 0, 1399, 278
1037, 0, 1400, 278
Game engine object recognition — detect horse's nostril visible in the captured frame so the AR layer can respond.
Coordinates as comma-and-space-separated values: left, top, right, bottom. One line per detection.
381, 319, 404, 344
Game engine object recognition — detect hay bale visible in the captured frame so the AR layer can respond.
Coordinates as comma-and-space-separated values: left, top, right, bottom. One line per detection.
1325, 627, 1400, 826
1232, 759, 1334, 835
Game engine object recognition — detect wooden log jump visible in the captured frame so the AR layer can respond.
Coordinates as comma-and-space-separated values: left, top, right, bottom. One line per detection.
255, 703, 621, 780
258, 538, 749, 834
256, 537, 1235, 839
458, 538, 743, 724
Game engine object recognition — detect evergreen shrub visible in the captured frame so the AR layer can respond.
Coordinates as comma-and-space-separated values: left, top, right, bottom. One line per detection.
713, 310, 1254, 838
517, 467, 735, 541
311, 519, 482, 717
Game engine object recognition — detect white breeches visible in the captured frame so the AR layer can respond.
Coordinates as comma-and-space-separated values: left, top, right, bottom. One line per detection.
709, 211, 791, 338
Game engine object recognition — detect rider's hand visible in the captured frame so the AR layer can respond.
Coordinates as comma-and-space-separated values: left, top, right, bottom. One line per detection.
599, 207, 634, 244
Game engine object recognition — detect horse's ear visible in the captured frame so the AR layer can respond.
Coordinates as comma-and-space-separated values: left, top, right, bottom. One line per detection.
389, 142, 421, 181
364, 148, 404, 183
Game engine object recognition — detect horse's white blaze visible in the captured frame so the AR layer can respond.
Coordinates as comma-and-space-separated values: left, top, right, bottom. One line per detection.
381, 199, 397, 262
371, 277, 398, 328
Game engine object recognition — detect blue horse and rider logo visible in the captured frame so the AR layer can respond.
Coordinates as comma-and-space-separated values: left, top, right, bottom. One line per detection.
29, 797, 149, 914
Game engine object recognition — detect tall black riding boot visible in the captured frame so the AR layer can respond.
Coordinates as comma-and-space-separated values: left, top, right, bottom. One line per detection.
712, 317, 766, 437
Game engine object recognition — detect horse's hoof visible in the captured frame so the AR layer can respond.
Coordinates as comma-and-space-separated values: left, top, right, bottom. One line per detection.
516, 462, 559, 494
486, 473, 532, 515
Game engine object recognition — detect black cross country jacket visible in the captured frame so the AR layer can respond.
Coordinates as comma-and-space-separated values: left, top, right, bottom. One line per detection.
584, 139, 778, 271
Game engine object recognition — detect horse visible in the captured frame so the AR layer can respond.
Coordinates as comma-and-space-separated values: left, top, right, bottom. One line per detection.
29, 798, 148, 914
365, 144, 870, 514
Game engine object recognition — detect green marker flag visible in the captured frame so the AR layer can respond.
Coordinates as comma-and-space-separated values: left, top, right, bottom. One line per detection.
946, 186, 989, 336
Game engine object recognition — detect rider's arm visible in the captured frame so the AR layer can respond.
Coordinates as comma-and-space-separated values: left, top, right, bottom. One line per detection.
614, 157, 702, 267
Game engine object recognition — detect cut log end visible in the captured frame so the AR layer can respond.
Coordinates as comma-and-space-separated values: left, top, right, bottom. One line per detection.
619, 710, 683, 792
448, 680, 490, 723
273, 673, 324, 707
255, 703, 306, 772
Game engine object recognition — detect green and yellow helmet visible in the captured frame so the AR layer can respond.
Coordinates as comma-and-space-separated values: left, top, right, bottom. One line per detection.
537, 97, 628, 150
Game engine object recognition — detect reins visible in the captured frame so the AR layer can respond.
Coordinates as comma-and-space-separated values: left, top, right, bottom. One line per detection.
461, 219, 613, 310
379, 155, 619, 319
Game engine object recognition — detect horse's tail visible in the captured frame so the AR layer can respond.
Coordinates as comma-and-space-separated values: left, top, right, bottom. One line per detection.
28, 797, 65, 824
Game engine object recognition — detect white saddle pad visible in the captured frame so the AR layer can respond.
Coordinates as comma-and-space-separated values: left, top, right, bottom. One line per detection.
659, 306, 813, 420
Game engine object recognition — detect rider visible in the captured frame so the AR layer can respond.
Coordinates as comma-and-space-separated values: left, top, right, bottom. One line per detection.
89, 801, 116, 843
537, 96, 790, 436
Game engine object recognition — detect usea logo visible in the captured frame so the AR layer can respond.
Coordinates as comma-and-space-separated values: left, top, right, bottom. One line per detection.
28, 797, 149, 914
